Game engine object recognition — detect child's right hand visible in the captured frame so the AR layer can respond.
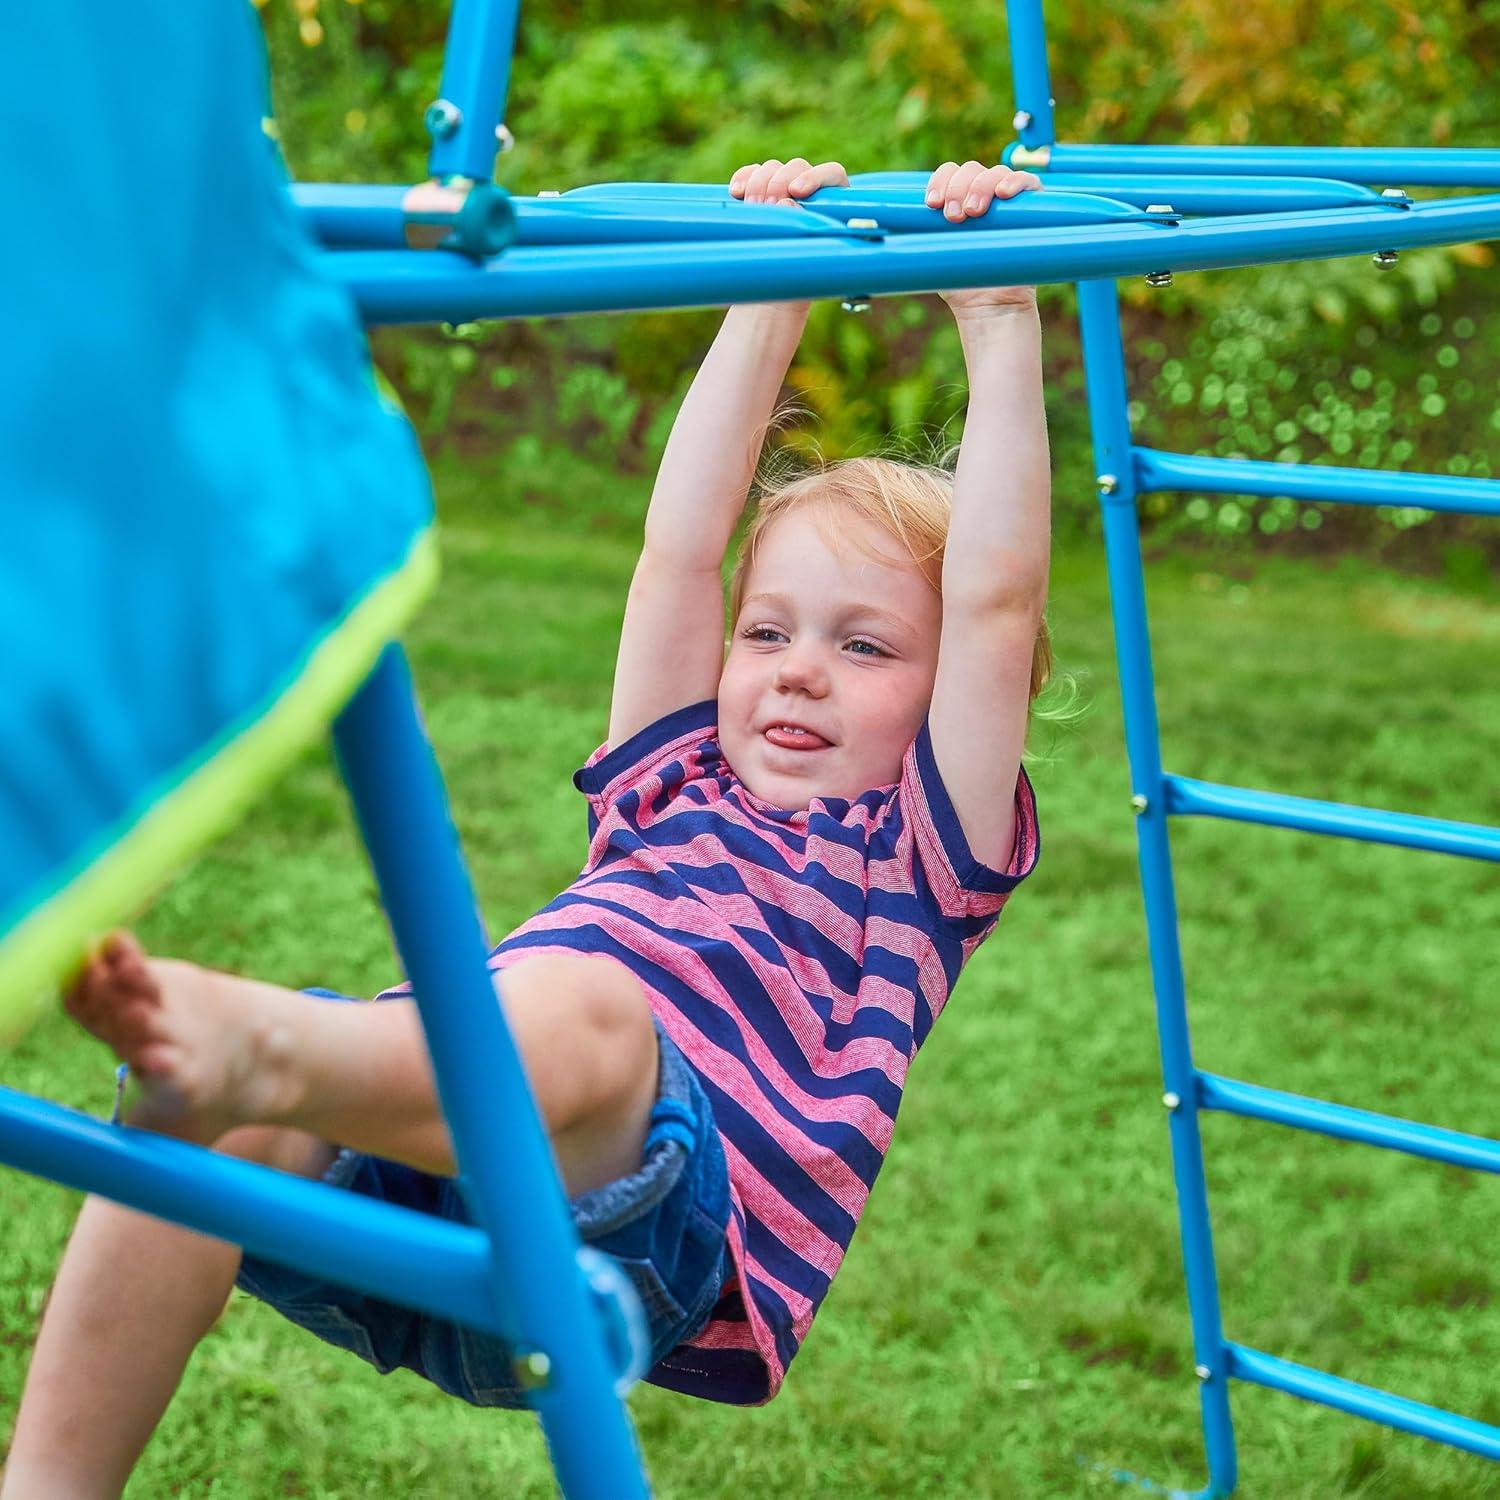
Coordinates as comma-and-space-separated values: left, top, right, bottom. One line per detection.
729, 157, 849, 206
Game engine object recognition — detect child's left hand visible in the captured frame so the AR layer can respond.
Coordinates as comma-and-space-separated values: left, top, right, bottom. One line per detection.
925, 160, 1043, 316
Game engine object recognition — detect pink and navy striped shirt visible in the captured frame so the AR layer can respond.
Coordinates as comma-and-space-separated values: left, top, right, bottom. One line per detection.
489, 700, 1039, 1405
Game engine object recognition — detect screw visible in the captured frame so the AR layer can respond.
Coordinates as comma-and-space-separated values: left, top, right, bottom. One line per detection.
1145, 269, 1174, 288
495, 123, 515, 153
1380, 187, 1411, 205
1097, 473, 1119, 495
847, 218, 880, 230
1195, 1363, 1212, 1381
425, 98, 462, 141
1144, 203, 1176, 216
513, 1349, 552, 1389
1163, 1091, 1181, 1111
841, 296, 872, 314
1013, 109, 1033, 131
537, 190, 562, 199
1130, 793, 1148, 814
1372, 248, 1399, 269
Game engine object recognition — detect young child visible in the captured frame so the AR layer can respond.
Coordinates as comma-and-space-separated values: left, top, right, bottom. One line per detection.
2, 156, 1048, 1494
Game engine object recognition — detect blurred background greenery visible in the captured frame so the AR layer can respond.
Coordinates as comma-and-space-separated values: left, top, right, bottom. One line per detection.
258, 0, 1497, 579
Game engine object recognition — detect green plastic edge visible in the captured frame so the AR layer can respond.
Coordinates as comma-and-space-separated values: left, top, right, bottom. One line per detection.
0, 527, 439, 1046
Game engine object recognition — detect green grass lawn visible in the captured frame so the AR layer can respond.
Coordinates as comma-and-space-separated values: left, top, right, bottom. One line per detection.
3, 450, 1498, 1498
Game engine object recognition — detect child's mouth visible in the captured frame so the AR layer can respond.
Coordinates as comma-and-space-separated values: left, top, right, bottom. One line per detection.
764, 725, 831, 751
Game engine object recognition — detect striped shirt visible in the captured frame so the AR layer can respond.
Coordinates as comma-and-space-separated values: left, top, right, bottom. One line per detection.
488, 700, 1039, 1405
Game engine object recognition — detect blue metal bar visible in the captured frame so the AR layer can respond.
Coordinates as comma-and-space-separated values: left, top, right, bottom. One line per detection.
1080, 278, 1237, 1499
0, 1086, 506, 1332
1005, 0, 1055, 150
426, 0, 520, 183
1037, 174, 1380, 214
559, 182, 1144, 229
852, 170, 1382, 215
291, 183, 516, 257
1014, 143, 1500, 189
1225, 1344, 1500, 1461
1135, 448, 1500, 519
1197, 1073, 1500, 1175
332, 648, 649, 1500
1163, 776, 1500, 862
331, 195, 1500, 325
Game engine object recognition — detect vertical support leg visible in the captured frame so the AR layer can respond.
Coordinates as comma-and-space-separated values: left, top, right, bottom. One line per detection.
332, 645, 649, 1500
1005, 0, 1057, 152
1078, 279, 1238, 1498
426, 0, 520, 183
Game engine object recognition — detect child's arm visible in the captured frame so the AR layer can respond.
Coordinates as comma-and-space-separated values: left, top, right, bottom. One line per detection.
607, 157, 848, 747
923, 161, 1051, 870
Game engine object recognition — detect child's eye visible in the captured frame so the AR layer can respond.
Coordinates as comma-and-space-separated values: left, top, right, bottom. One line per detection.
743, 625, 784, 643
846, 638, 887, 658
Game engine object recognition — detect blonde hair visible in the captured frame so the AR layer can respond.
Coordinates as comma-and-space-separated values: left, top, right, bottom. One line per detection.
727, 455, 1053, 707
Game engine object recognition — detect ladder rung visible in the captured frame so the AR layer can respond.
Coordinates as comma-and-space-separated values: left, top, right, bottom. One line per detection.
1135, 447, 1500, 517
1162, 774, 1500, 862
1225, 1342, 1500, 1461
1196, 1071, 1500, 1174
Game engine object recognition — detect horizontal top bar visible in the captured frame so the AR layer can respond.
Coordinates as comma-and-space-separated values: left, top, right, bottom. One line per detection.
853, 169, 1383, 214
1022, 143, 1500, 189
332, 194, 1500, 324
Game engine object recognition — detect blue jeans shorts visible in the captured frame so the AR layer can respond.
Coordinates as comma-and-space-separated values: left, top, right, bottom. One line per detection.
235, 993, 731, 1408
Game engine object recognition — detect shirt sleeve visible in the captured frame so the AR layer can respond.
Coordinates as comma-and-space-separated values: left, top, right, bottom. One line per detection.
898, 718, 1041, 922
572, 699, 719, 827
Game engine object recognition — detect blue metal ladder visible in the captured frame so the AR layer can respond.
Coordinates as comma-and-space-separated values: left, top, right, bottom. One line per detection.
1078, 274, 1500, 1495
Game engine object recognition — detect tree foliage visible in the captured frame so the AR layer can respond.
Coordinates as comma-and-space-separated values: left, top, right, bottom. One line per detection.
257, 0, 1500, 561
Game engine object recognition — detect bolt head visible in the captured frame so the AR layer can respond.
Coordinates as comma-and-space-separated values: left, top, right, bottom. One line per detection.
1163, 1091, 1181, 1111
1144, 203, 1176, 216
841, 296, 872, 314
424, 98, 462, 140
1013, 109, 1033, 131
1130, 792, 1149, 813
1380, 187, 1411, 203
537, 189, 562, 199
847, 217, 880, 230
1372, 248, 1399, 268
513, 1349, 552, 1388
1194, 1363, 1212, 1381
1145, 268, 1174, 288
495, 123, 515, 152
1097, 473, 1119, 495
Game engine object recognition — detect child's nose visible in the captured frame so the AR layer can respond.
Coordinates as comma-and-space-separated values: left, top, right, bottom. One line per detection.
773, 646, 829, 694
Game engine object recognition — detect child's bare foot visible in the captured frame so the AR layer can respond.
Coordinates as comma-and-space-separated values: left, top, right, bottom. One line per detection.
65, 933, 305, 1143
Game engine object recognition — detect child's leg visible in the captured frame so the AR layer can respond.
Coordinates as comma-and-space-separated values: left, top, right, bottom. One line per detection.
1, 1125, 332, 1500
64, 933, 660, 1192
3, 936, 659, 1498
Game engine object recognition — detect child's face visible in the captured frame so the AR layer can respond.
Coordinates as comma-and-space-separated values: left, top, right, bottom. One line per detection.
719, 507, 942, 808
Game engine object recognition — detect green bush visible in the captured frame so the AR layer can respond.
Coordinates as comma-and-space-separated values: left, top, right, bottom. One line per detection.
259, 0, 1500, 554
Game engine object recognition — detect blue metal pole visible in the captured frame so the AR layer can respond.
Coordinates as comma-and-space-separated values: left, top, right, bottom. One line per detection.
1078, 278, 1237, 1498
1135, 448, 1500, 519
325, 194, 1500, 325
331, 647, 649, 1500
1005, 0, 1055, 151
425, 0, 520, 184
1022, 143, 1500, 189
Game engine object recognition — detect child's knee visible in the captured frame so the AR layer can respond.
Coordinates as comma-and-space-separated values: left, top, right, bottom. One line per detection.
214, 1123, 336, 1179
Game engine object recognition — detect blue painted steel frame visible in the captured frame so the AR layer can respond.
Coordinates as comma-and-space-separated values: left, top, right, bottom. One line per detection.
1079, 262, 1500, 1494
331, 648, 650, 1500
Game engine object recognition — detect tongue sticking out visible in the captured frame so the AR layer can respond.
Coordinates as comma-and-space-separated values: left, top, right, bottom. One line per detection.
765, 726, 831, 751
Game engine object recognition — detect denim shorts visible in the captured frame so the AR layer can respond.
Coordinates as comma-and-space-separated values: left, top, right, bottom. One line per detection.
235, 993, 731, 1408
